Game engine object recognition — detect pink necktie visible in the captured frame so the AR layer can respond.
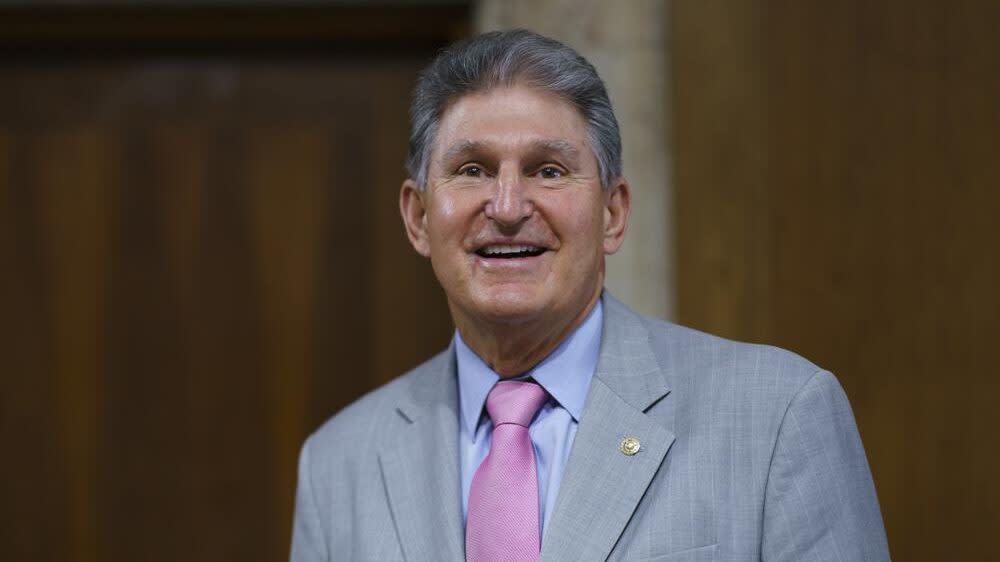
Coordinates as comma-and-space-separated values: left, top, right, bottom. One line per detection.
466, 380, 549, 562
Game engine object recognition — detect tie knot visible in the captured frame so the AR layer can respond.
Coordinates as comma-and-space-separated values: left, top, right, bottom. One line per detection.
485, 380, 548, 427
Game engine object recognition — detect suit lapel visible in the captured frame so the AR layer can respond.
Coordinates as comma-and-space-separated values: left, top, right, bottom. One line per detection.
540, 294, 675, 562
379, 349, 466, 562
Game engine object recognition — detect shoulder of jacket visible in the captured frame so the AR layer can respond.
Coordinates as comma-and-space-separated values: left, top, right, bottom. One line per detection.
304, 347, 451, 461
639, 315, 826, 393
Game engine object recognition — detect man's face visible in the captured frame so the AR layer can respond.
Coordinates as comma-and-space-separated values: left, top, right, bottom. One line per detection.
400, 85, 630, 331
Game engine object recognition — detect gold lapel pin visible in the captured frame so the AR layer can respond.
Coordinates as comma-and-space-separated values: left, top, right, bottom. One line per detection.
620, 436, 641, 456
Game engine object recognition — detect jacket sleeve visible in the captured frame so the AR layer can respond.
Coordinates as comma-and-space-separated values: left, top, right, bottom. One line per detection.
761, 370, 891, 561
290, 436, 328, 562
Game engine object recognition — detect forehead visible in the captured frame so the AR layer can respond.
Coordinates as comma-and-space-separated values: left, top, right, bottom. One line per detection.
432, 85, 591, 158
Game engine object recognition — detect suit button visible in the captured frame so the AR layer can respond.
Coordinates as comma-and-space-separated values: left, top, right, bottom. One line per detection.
620, 436, 641, 456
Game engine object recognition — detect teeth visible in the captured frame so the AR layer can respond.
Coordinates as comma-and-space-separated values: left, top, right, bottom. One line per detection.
481, 244, 541, 256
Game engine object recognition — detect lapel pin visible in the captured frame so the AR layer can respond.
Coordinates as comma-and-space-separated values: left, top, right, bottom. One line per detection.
620, 436, 641, 456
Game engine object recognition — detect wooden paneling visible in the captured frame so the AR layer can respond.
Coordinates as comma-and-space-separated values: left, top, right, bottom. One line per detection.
39, 128, 113, 562
0, 4, 469, 51
246, 125, 330, 547
0, 25, 461, 562
368, 66, 454, 385
673, 1, 1000, 559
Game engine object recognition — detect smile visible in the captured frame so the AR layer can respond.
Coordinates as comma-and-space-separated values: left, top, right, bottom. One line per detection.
475, 244, 548, 259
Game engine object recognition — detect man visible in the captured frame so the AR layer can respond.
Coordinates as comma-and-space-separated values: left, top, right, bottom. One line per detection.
291, 30, 889, 561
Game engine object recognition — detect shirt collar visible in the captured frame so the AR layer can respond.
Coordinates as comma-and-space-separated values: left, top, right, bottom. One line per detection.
455, 300, 604, 438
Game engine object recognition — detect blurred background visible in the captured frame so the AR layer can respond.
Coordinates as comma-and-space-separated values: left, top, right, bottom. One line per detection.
0, 1, 996, 560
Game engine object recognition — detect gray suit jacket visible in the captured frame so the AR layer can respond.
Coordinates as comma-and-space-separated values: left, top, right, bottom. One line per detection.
291, 294, 889, 561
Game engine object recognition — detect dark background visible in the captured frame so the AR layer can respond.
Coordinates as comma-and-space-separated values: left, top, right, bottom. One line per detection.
1, 1, 997, 560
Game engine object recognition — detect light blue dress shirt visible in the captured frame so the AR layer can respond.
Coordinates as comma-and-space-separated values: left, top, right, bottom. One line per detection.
455, 300, 603, 540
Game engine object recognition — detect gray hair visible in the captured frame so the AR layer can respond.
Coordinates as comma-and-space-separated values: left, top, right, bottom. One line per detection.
406, 29, 622, 190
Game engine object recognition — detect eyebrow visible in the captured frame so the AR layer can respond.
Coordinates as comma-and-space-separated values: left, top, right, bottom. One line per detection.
440, 139, 482, 165
529, 139, 581, 161
439, 138, 582, 165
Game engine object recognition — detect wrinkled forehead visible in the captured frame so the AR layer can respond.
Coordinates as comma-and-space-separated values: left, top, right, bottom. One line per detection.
429, 85, 594, 166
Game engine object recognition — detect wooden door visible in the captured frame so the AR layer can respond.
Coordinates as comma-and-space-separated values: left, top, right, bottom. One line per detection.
672, 1, 1000, 559
0, 5, 468, 561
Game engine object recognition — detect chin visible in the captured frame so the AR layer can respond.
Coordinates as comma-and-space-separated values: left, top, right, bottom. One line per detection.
468, 286, 551, 324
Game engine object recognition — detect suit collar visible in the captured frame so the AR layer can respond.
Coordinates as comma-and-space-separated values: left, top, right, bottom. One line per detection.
593, 291, 671, 412
379, 344, 466, 561
390, 291, 668, 420
540, 292, 675, 561
381, 292, 675, 562
392, 342, 458, 423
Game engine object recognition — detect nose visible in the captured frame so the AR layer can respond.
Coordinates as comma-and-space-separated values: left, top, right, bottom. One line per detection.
483, 169, 532, 227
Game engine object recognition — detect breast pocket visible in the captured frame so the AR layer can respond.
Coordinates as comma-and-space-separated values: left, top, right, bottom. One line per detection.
634, 543, 717, 562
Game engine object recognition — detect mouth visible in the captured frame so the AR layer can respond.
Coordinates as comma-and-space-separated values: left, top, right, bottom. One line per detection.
474, 244, 548, 259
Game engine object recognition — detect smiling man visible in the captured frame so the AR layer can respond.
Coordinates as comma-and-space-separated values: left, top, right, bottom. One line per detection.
290, 30, 889, 562
399, 83, 626, 378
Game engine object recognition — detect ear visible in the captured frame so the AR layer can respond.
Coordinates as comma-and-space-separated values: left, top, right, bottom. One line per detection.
400, 179, 432, 257
602, 177, 631, 255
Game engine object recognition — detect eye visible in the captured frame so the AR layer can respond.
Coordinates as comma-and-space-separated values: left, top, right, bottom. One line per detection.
539, 166, 564, 179
459, 165, 484, 177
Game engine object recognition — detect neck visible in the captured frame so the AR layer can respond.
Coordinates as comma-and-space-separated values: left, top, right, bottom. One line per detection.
454, 287, 602, 378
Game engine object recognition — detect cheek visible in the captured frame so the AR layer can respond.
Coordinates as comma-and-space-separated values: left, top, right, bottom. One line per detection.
559, 200, 606, 248
425, 204, 461, 247
427, 192, 483, 241
435, 193, 462, 219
